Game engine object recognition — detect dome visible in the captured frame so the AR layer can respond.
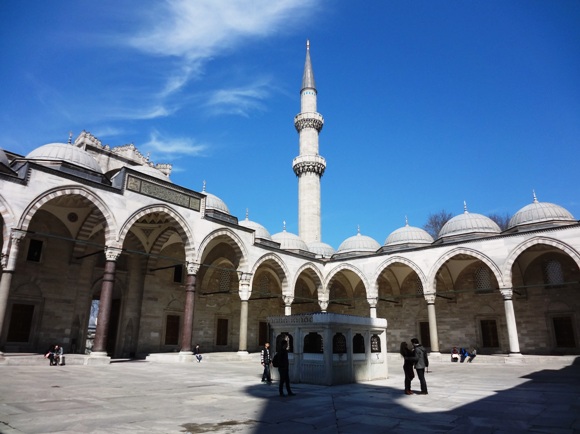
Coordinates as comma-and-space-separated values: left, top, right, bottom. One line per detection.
337, 229, 381, 253
438, 205, 500, 239
508, 193, 575, 229
239, 212, 272, 240
272, 227, 308, 251
385, 220, 434, 246
202, 182, 230, 214
308, 241, 336, 257
129, 164, 171, 182
26, 143, 103, 173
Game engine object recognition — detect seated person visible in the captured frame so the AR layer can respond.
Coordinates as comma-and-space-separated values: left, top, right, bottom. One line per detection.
451, 346, 459, 362
45, 344, 57, 366
467, 347, 477, 363
460, 347, 469, 363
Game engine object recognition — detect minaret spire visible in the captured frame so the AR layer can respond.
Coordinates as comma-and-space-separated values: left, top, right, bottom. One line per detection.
293, 40, 326, 244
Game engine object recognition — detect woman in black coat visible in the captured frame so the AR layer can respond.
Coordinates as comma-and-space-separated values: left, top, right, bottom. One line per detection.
400, 341, 417, 395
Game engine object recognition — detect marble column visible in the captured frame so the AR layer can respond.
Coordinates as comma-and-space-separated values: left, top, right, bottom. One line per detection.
237, 273, 251, 354
0, 229, 26, 353
283, 295, 294, 316
500, 287, 522, 356
91, 246, 122, 357
425, 294, 440, 353
367, 297, 378, 318
179, 262, 199, 355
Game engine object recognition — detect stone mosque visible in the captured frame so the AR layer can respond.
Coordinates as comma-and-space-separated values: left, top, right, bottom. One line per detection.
0, 42, 579, 364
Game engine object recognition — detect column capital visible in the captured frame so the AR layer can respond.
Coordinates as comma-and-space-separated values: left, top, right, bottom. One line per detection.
283, 295, 294, 306
104, 246, 123, 261
500, 287, 513, 300
424, 293, 436, 304
367, 297, 378, 308
10, 229, 27, 241
318, 299, 329, 311
185, 261, 200, 275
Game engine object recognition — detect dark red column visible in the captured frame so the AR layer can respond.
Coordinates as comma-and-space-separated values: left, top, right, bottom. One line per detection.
92, 259, 117, 354
180, 273, 197, 353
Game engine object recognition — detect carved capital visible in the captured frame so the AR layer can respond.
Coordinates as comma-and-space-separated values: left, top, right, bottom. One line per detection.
186, 261, 200, 275
367, 297, 378, 308
424, 294, 436, 304
318, 300, 329, 311
11, 229, 26, 243
500, 288, 513, 300
283, 295, 294, 306
104, 246, 123, 262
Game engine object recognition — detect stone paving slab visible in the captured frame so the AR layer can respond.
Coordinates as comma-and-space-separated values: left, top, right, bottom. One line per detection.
0, 357, 579, 433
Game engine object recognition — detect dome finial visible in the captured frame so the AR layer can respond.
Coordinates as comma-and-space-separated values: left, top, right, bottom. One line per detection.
307, 39, 310, 50
202, 180, 206, 192
357, 224, 361, 235
68, 131, 73, 144
405, 215, 409, 226
532, 189, 538, 203
283, 220, 286, 231
463, 201, 468, 214
245, 208, 249, 220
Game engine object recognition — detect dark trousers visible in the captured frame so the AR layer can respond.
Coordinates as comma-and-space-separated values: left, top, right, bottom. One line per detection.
262, 364, 271, 382
278, 368, 292, 394
416, 368, 427, 393
403, 364, 414, 391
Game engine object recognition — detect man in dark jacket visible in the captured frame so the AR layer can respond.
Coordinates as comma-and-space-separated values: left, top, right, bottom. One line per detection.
411, 338, 429, 395
277, 340, 295, 397
260, 342, 272, 384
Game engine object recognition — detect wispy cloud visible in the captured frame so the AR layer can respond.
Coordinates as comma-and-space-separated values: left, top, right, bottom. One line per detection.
141, 130, 208, 159
204, 80, 273, 116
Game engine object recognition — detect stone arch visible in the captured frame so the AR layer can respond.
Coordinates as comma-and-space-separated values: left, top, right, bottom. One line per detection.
372, 256, 428, 297
324, 263, 370, 297
17, 186, 117, 243
428, 247, 505, 291
291, 262, 324, 292
119, 204, 195, 260
250, 253, 290, 294
502, 236, 580, 285
0, 194, 16, 257
197, 228, 248, 271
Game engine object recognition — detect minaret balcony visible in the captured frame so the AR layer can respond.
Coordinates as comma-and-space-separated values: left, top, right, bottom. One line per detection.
293, 155, 326, 176
294, 112, 324, 132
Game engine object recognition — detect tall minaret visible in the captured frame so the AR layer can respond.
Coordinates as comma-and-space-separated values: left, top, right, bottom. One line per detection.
293, 40, 326, 244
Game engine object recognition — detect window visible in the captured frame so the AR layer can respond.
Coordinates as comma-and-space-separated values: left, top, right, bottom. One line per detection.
173, 265, 183, 283
480, 319, 499, 347
164, 315, 180, 345
543, 260, 564, 288
475, 267, 493, 293
332, 333, 346, 354
370, 334, 381, 353
219, 270, 231, 292
353, 333, 365, 354
304, 332, 323, 353
26, 239, 43, 262
7, 304, 35, 342
414, 275, 424, 297
420, 322, 431, 348
258, 321, 268, 346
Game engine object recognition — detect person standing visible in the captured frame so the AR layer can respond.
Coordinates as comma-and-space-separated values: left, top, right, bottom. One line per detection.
411, 338, 429, 395
260, 342, 272, 384
194, 344, 202, 362
277, 340, 295, 397
400, 341, 417, 395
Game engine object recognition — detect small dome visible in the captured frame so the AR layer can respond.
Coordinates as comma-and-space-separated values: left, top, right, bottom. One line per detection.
508, 193, 575, 229
308, 241, 336, 257
202, 182, 230, 214
130, 164, 172, 182
272, 225, 308, 251
439, 204, 500, 239
337, 228, 381, 253
239, 212, 272, 240
385, 220, 434, 246
26, 143, 103, 173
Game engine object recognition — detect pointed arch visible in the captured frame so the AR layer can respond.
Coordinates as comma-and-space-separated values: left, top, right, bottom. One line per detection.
324, 263, 370, 297
372, 256, 428, 297
502, 236, 580, 285
428, 247, 505, 291
250, 253, 290, 294
0, 193, 16, 256
291, 262, 324, 291
196, 227, 248, 271
17, 186, 117, 243
119, 204, 195, 260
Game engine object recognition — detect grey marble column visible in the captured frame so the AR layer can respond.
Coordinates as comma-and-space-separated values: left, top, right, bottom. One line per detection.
501, 288, 522, 356
0, 229, 25, 353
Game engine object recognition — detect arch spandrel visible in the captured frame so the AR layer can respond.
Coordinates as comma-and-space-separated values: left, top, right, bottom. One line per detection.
119, 204, 196, 260
428, 247, 505, 292
502, 236, 580, 285
17, 186, 117, 244
373, 256, 428, 296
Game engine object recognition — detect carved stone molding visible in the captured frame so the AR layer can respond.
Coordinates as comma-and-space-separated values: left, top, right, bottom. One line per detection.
104, 246, 123, 262
283, 295, 294, 306
294, 112, 324, 132
424, 294, 436, 304
186, 262, 200, 275
500, 288, 513, 300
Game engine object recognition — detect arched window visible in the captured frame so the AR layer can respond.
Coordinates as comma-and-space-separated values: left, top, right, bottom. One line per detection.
219, 269, 231, 292
414, 275, 424, 296
475, 267, 493, 293
543, 260, 564, 288
304, 332, 323, 353
332, 333, 347, 354
353, 333, 365, 354
370, 334, 381, 353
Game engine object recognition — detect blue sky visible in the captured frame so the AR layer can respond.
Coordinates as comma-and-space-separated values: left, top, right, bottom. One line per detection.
1, 1, 579, 250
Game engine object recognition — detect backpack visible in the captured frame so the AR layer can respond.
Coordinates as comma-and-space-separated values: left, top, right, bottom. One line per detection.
272, 352, 280, 368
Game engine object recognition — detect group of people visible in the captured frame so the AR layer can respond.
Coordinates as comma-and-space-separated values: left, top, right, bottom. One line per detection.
400, 338, 429, 395
451, 346, 477, 363
260, 341, 295, 397
44, 344, 64, 366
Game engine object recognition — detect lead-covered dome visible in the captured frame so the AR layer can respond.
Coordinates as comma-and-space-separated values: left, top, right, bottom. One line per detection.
385, 219, 434, 247
337, 228, 381, 253
202, 182, 230, 214
308, 241, 336, 257
272, 225, 308, 251
26, 143, 103, 173
508, 193, 576, 230
239, 211, 272, 240
438, 204, 501, 240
